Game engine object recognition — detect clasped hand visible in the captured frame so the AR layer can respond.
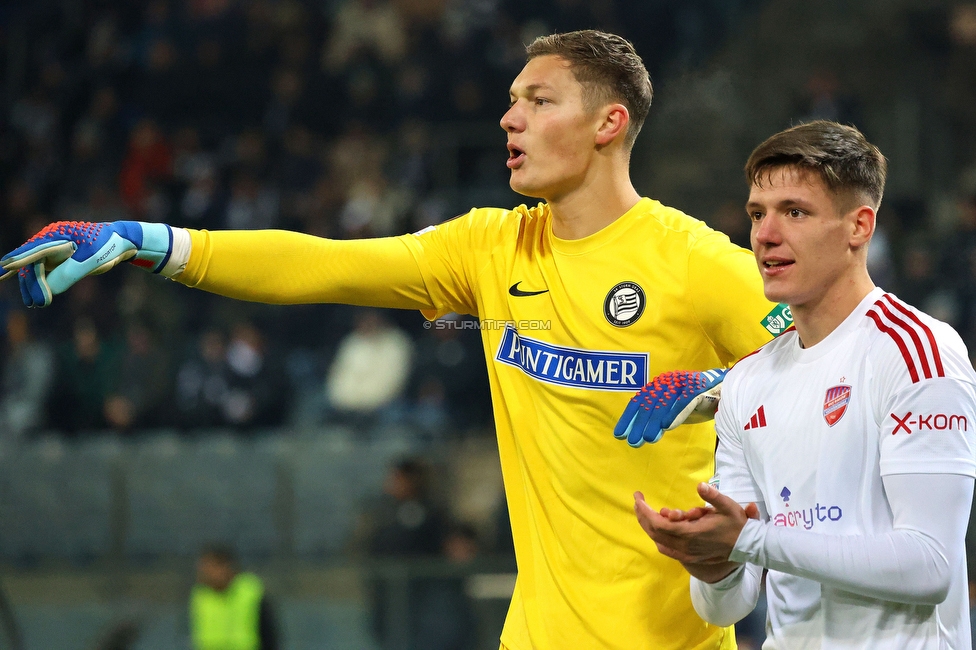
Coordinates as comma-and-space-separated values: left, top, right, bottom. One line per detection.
634, 482, 760, 584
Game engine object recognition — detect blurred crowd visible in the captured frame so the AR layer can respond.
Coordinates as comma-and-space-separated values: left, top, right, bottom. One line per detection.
0, 0, 755, 439
3, 0, 976, 445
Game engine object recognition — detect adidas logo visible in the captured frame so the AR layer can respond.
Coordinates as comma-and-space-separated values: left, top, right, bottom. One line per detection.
744, 405, 767, 430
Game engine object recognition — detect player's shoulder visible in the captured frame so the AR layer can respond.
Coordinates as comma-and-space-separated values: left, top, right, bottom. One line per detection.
446, 204, 533, 229
633, 198, 716, 240
636, 199, 755, 270
415, 204, 543, 244
860, 291, 975, 385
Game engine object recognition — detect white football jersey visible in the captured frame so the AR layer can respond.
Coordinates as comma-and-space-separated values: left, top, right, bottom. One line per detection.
716, 287, 976, 649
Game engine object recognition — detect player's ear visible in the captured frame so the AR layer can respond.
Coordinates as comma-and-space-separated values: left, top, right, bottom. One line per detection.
849, 205, 875, 248
595, 104, 629, 146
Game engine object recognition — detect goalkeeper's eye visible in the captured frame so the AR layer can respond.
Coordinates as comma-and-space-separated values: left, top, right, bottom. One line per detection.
749, 211, 764, 222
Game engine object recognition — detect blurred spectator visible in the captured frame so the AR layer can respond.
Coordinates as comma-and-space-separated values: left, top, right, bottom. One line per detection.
368, 458, 446, 556
947, 196, 976, 339
222, 321, 287, 428
866, 223, 897, 292
0, 311, 55, 440
4, 180, 39, 236
172, 127, 217, 186
73, 85, 127, 163
178, 165, 224, 228
94, 621, 141, 650
175, 327, 231, 429
390, 120, 435, 197
59, 122, 116, 209
19, 138, 62, 204
233, 130, 270, 177
118, 119, 173, 218
411, 377, 449, 432
898, 237, 959, 326
706, 199, 751, 251
324, 310, 412, 423
137, 37, 187, 126
413, 523, 480, 650
190, 545, 278, 650
51, 317, 122, 432
224, 172, 280, 230
264, 69, 306, 139
365, 458, 448, 649
337, 174, 411, 237
9, 86, 59, 148
793, 70, 862, 127
64, 182, 129, 224
328, 124, 388, 193
322, 0, 407, 73
103, 321, 172, 432
898, 238, 940, 308
275, 125, 321, 195
412, 317, 490, 430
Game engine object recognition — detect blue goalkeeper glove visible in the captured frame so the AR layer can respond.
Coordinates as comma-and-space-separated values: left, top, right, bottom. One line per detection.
614, 368, 727, 448
0, 221, 174, 308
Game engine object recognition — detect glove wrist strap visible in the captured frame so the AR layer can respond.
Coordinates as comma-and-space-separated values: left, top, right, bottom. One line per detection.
160, 227, 191, 277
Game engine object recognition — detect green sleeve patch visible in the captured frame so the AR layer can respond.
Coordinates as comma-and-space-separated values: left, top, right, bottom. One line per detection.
762, 303, 794, 336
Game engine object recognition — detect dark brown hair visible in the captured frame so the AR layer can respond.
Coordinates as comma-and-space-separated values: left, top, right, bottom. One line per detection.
745, 120, 887, 209
526, 30, 652, 149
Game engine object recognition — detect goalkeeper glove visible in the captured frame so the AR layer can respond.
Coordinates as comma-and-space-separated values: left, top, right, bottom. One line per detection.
614, 368, 727, 448
1, 221, 175, 308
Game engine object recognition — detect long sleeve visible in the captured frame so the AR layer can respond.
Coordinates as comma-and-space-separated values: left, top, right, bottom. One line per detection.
690, 562, 764, 627
176, 229, 435, 309
730, 473, 972, 605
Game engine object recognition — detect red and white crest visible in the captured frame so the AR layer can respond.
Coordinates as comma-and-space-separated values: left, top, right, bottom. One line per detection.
823, 385, 852, 427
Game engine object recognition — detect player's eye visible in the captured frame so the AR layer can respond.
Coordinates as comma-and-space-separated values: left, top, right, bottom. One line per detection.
788, 208, 804, 218
535, 97, 550, 106
749, 211, 764, 222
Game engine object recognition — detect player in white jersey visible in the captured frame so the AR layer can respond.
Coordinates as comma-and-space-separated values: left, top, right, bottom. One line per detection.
631, 121, 976, 649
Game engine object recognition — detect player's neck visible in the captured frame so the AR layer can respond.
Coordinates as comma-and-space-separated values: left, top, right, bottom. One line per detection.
548, 169, 641, 240
792, 271, 876, 348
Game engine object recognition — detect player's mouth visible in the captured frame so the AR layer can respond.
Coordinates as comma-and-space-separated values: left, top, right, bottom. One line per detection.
761, 257, 794, 276
507, 144, 526, 169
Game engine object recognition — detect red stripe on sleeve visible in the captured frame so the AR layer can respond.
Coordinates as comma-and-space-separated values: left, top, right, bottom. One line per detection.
874, 300, 932, 379
867, 309, 920, 383
882, 294, 945, 377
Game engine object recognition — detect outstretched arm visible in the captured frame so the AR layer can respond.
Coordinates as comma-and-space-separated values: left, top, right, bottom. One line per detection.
177, 229, 434, 309
1, 223, 438, 311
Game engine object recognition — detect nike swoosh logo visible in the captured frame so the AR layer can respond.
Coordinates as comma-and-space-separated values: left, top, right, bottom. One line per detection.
509, 281, 549, 297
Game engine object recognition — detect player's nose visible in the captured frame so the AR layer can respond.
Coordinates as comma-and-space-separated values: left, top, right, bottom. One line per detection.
500, 102, 524, 133
752, 214, 781, 247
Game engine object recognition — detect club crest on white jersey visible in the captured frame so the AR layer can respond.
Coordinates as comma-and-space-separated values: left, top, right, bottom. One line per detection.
823, 385, 852, 427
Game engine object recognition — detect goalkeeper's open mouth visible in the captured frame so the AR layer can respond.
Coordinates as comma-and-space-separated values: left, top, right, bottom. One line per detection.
507, 144, 526, 169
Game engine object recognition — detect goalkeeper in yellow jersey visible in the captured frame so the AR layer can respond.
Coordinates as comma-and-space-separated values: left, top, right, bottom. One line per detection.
3, 31, 787, 650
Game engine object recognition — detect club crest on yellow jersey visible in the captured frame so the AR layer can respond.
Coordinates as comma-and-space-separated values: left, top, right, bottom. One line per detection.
604, 281, 646, 327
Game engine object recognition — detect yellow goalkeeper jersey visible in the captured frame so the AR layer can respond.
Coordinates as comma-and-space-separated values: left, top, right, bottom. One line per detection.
179, 197, 784, 650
